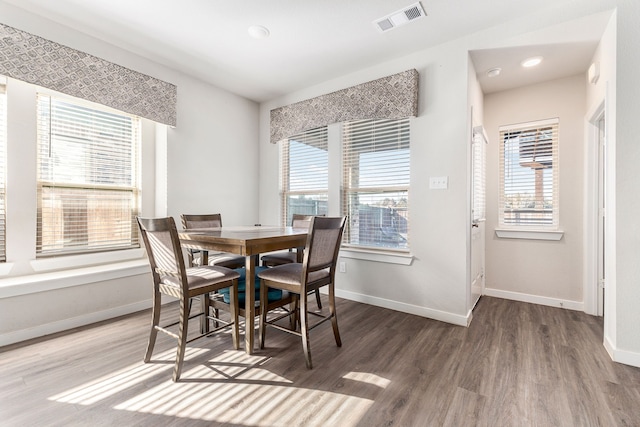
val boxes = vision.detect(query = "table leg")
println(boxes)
[244,255,256,354]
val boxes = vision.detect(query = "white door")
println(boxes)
[470,125,487,310]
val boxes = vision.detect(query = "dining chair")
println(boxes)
[180,213,246,270]
[261,214,323,309]
[257,216,346,369]
[137,216,240,382]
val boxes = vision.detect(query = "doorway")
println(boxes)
[586,101,606,318]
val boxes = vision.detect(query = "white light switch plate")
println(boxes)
[429,176,448,189]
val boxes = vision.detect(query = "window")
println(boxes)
[36,94,141,257]
[472,126,487,223]
[343,118,410,250]
[0,79,6,262]
[280,126,328,225]
[499,118,559,228]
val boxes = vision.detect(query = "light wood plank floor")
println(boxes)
[1,296,639,426]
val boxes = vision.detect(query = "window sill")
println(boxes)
[339,248,413,265]
[0,259,150,299]
[495,229,564,241]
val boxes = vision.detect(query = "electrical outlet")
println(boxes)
[429,176,448,189]
[339,262,346,273]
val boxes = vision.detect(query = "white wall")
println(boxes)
[0,4,259,346]
[166,77,259,226]
[483,75,587,308]
[611,0,640,366]
[258,5,616,327]
[260,40,472,325]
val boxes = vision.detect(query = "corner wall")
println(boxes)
[483,75,587,309]
[611,0,640,367]
[0,4,259,346]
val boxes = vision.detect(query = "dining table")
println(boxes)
[178,225,308,354]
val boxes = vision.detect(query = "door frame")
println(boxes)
[584,99,606,316]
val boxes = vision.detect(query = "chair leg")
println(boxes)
[329,283,342,347]
[300,292,312,369]
[259,279,268,349]
[289,295,299,329]
[172,297,190,382]
[213,306,220,329]
[144,289,161,363]
[200,294,210,334]
[230,279,239,350]
[314,289,322,309]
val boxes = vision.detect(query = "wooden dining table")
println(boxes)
[178,225,308,354]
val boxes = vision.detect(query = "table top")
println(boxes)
[178,225,308,256]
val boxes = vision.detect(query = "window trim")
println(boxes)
[342,118,411,251]
[498,117,559,230]
[35,93,142,257]
[495,228,564,241]
[280,126,329,225]
[0,78,6,262]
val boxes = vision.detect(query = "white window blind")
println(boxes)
[499,118,559,228]
[343,118,410,250]
[472,126,487,223]
[280,126,328,225]
[0,79,6,262]
[36,94,141,256]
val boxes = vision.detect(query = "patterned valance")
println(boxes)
[270,69,418,143]
[0,23,177,127]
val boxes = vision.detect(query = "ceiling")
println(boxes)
[0,0,613,102]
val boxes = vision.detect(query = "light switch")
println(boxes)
[429,176,448,189]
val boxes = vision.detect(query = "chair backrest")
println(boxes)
[181,213,222,230]
[291,214,315,230]
[138,217,188,291]
[302,216,346,279]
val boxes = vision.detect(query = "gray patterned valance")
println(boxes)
[0,23,177,127]
[270,69,418,143]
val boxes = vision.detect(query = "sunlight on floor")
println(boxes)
[115,373,374,426]
[47,347,204,405]
[343,371,391,389]
[48,348,381,426]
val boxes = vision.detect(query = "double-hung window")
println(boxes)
[36,94,141,256]
[280,126,328,225]
[342,118,410,250]
[499,118,559,228]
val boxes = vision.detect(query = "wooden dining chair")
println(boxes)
[261,214,323,309]
[258,216,346,369]
[180,213,246,269]
[137,216,240,382]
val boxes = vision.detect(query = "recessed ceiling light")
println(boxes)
[248,25,270,39]
[487,67,502,78]
[521,56,543,68]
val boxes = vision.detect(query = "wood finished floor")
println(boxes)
[1,296,639,427]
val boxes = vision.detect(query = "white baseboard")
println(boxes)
[483,287,584,312]
[0,296,171,347]
[604,335,640,368]
[335,289,470,327]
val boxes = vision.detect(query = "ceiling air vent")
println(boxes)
[374,2,426,33]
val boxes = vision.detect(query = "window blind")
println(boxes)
[472,126,487,222]
[499,118,559,228]
[36,94,141,256]
[0,80,6,262]
[280,126,328,225]
[342,118,410,250]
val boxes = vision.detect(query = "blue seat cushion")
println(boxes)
[218,266,283,304]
